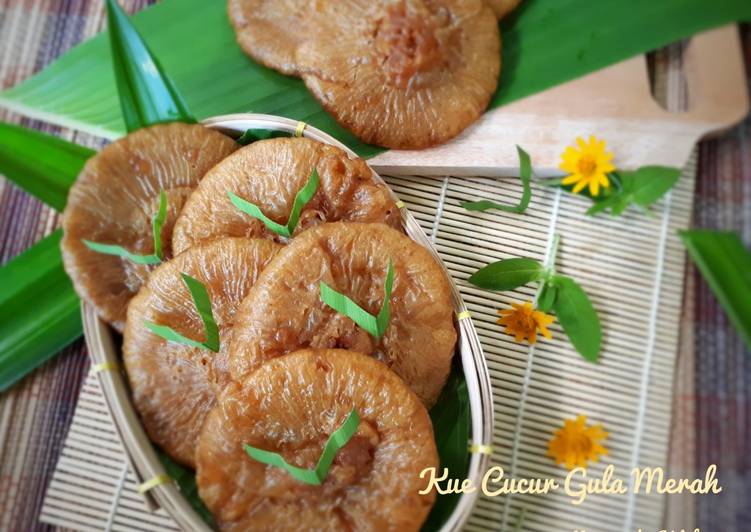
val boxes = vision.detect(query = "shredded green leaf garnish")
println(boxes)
[144,273,220,352]
[228,168,319,238]
[244,409,360,485]
[461,146,532,213]
[320,260,394,340]
[84,189,167,264]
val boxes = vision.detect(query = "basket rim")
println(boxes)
[85,113,495,532]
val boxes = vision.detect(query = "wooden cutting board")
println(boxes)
[369,25,749,177]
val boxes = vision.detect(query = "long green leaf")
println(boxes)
[2,0,748,155]
[145,273,220,352]
[551,275,601,362]
[105,0,194,132]
[468,258,544,291]
[83,189,168,264]
[494,0,751,106]
[228,169,319,238]
[0,122,94,211]
[244,409,360,486]
[680,230,751,351]
[319,261,394,340]
[0,230,82,391]
[461,146,532,213]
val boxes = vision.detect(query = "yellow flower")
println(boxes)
[547,415,608,470]
[496,301,554,344]
[559,135,615,196]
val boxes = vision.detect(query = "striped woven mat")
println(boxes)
[0,1,749,531]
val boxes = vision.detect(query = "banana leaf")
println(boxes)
[0,230,82,392]
[0,122,93,211]
[680,230,751,352]
[1,0,749,158]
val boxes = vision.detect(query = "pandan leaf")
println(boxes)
[145,273,220,352]
[84,189,168,264]
[680,230,751,351]
[244,409,360,485]
[236,128,291,145]
[0,121,93,211]
[228,169,319,238]
[0,230,82,391]
[105,0,194,132]
[461,146,532,213]
[320,261,394,340]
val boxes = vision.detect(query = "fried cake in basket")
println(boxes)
[123,237,279,467]
[171,137,400,253]
[62,123,238,331]
[197,348,438,531]
[228,222,456,408]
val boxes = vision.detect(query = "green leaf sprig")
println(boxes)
[105,0,195,132]
[461,146,532,214]
[553,166,681,217]
[84,189,168,265]
[144,273,220,352]
[244,409,360,485]
[320,260,394,341]
[585,166,681,216]
[228,168,319,238]
[469,234,601,361]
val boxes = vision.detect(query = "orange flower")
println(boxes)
[496,301,554,344]
[547,415,608,470]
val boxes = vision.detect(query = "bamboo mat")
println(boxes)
[39,167,695,531]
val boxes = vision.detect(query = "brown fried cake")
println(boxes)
[228,222,457,407]
[196,348,438,531]
[123,237,280,467]
[171,137,400,254]
[62,123,238,330]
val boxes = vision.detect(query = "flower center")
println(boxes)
[577,156,597,178]
[512,311,537,335]
[569,433,593,455]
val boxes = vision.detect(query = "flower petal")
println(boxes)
[561,174,581,185]
[572,179,588,194]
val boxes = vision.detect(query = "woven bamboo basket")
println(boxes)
[84,113,495,531]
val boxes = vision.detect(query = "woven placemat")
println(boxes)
[40,167,695,531]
